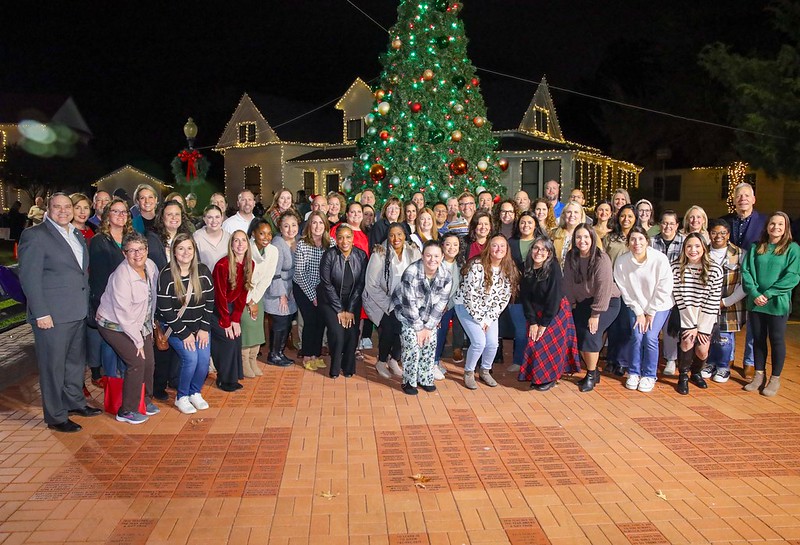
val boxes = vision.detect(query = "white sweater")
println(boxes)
[613,247,674,317]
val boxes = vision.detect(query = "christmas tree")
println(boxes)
[347,0,507,205]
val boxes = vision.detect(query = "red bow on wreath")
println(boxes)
[178,149,203,181]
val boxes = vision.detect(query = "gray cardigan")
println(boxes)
[263,235,297,316]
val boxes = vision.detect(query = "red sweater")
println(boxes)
[212,257,249,328]
[330,223,370,256]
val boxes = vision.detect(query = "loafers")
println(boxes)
[531,381,556,391]
[48,419,82,433]
[68,406,102,417]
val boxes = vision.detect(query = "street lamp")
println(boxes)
[183,118,198,150]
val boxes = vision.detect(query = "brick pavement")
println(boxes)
[1,323,799,544]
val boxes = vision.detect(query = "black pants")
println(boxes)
[321,305,361,377]
[377,311,402,362]
[211,317,243,386]
[749,311,788,376]
[361,318,374,340]
[153,345,179,394]
[294,283,325,357]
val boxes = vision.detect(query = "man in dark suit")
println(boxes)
[720,182,768,379]
[18,193,101,433]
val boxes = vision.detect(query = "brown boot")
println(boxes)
[241,347,256,378]
[251,348,263,376]
[743,370,765,392]
[761,376,780,397]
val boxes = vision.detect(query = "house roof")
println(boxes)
[286,147,356,163]
[92,164,172,188]
[495,131,596,153]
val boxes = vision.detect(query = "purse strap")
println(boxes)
[164,281,194,338]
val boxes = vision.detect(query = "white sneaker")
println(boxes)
[437,362,447,376]
[175,396,197,414]
[700,364,715,379]
[625,374,641,390]
[433,365,445,381]
[713,368,731,383]
[361,337,373,350]
[375,361,392,379]
[188,393,209,410]
[663,360,676,376]
[388,358,403,376]
[638,376,656,393]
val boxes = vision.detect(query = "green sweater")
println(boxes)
[741,242,800,316]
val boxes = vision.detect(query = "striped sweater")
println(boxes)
[671,262,723,335]
[156,264,215,339]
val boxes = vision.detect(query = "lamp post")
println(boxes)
[183,117,198,150]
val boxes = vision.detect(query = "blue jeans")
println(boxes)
[743,319,754,367]
[436,307,455,363]
[505,303,527,366]
[455,304,499,372]
[625,309,670,379]
[168,333,211,398]
[708,331,735,369]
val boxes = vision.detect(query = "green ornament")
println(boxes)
[429,129,445,143]
[435,0,448,11]
[436,36,449,49]
[453,75,466,88]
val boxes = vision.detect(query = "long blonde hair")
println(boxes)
[168,233,204,305]
[227,230,254,291]
[415,207,439,242]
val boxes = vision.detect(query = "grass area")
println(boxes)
[0,298,19,310]
[0,312,25,331]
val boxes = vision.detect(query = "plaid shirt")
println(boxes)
[714,243,746,332]
[392,260,452,331]
[293,240,325,302]
[651,232,685,263]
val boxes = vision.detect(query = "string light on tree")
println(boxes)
[727,161,748,213]
[348,0,503,204]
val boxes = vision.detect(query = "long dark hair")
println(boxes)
[565,223,602,283]
[608,203,640,242]
[155,200,193,245]
[383,222,409,283]
[523,236,556,282]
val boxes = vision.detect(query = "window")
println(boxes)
[347,119,363,141]
[303,171,316,196]
[534,107,549,134]
[238,123,256,144]
[543,160,561,186]
[521,160,539,199]
[721,173,756,200]
[325,173,340,194]
[654,174,682,202]
[244,166,261,196]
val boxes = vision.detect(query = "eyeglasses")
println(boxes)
[710,231,729,237]
[108,209,129,216]
[532,246,549,253]
[124,248,147,255]
[459,202,475,207]
[500,209,515,215]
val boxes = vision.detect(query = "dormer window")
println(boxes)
[347,118,364,141]
[238,123,257,144]
[534,106,549,135]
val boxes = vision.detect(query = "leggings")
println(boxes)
[377,312,402,362]
[749,312,788,376]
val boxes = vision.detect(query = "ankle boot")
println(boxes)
[744,370,766,392]
[677,373,689,395]
[251,349,263,376]
[241,349,256,378]
[690,354,708,388]
[578,369,598,393]
[761,375,780,397]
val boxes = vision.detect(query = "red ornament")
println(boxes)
[472,77,480,87]
[411,102,422,113]
[370,164,387,181]
[498,158,509,171]
[473,116,485,127]
[449,158,468,176]
[379,130,390,140]
[375,89,386,100]
[493,195,501,204]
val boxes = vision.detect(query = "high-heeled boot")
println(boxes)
[578,369,599,392]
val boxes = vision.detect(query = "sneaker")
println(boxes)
[375,361,392,379]
[188,393,209,410]
[713,368,731,383]
[638,377,656,393]
[144,402,160,416]
[437,363,447,376]
[433,365,445,381]
[116,411,148,425]
[663,360,676,376]
[361,337,373,350]
[401,383,418,395]
[625,374,641,390]
[312,358,327,369]
[174,396,197,414]
[419,384,436,393]
[388,358,403,376]
[700,364,715,379]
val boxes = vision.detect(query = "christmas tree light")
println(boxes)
[347,0,503,205]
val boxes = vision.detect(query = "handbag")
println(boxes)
[154,282,194,351]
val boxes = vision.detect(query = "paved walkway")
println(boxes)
[1,324,800,544]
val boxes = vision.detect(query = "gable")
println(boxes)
[518,76,564,142]
[215,93,278,150]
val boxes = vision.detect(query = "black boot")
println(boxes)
[690,354,708,388]
[677,373,689,395]
[578,369,598,392]
[268,329,292,367]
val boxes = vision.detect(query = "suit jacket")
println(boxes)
[18,220,90,324]
[722,211,768,252]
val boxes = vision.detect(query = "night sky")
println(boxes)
[2,1,773,182]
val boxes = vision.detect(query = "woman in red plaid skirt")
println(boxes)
[519,237,580,390]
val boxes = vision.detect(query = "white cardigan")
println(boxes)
[247,241,279,305]
[613,247,674,317]
[362,242,420,324]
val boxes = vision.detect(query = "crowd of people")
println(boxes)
[16,180,800,432]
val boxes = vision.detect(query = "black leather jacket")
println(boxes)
[317,246,367,314]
